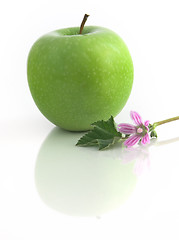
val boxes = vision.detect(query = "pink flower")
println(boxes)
[118,111,150,147]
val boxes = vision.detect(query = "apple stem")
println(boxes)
[79,14,90,34]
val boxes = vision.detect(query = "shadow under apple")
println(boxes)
[35,127,137,217]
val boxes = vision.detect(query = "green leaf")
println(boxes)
[76,116,122,150]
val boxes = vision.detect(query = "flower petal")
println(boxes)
[144,120,150,127]
[141,133,150,145]
[124,134,141,147]
[118,123,136,134]
[130,111,143,125]
[145,126,149,132]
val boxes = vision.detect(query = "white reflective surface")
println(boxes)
[0,118,179,240]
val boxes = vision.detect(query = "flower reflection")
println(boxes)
[120,145,150,176]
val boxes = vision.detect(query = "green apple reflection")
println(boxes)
[35,127,137,217]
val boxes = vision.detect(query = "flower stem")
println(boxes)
[79,14,89,34]
[153,116,179,128]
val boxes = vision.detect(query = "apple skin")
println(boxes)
[27,26,133,131]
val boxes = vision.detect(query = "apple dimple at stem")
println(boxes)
[27,24,134,131]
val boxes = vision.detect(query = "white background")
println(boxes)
[0,0,179,239]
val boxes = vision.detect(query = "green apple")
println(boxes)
[27,18,133,131]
